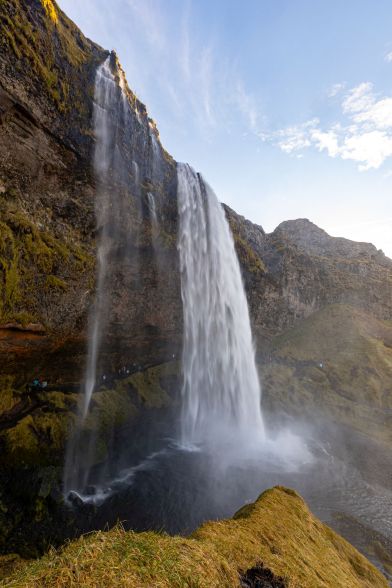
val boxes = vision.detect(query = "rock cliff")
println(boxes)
[1,0,391,428]
[0,0,391,581]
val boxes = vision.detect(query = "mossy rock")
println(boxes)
[260,303,392,444]
[0,362,178,470]
[0,198,94,326]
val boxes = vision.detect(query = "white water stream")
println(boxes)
[177,163,266,447]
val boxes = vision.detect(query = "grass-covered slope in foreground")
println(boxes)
[2,487,388,588]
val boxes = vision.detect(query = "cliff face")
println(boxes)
[0,0,181,390]
[0,0,391,460]
[1,0,392,388]
[0,0,392,572]
[226,210,392,341]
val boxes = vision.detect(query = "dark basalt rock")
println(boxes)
[240,563,287,588]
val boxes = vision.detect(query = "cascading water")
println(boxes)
[52,56,383,577]
[177,163,265,447]
[83,57,117,417]
[63,57,307,514]
[63,56,133,496]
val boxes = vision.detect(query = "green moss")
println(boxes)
[262,304,392,444]
[2,409,71,467]
[2,28,21,58]
[122,362,178,408]
[23,234,52,273]
[45,275,67,291]
[3,310,35,327]
[234,233,265,273]
[86,387,137,432]
[0,375,17,412]
[41,0,59,24]
[0,199,93,324]
[0,0,96,112]
[227,219,266,274]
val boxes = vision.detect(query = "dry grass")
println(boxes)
[2,487,387,587]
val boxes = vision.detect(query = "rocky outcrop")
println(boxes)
[226,210,392,342]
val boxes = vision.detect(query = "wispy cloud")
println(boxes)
[267,81,392,171]
[384,51,392,63]
[231,80,260,132]
[328,82,346,97]
[274,119,318,153]
[117,0,262,139]
[125,0,166,51]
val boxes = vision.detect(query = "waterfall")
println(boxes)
[177,163,265,447]
[148,192,158,236]
[63,56,131,495]
[83,56,121,416]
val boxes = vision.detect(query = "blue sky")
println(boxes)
[58,0,392,257]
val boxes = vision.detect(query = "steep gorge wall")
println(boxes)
[0,0,181,388]
[1,0,392,421]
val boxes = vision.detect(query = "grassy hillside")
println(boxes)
[1,486,388,587]
[261,303,392,444]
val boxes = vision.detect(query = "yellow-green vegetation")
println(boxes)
[40,0,58,23]
[227,215,266,274]
[0,375,17,412]
[54,363,177,466]
[123,362,177,408]
[2,486,387,587]
[0,555,24,584]
[261,303,392,444]
[45,275,67,291]
[79,362,177,456]
[0,196,93,326]
[4,413,67,466]
[0,0,98,111]
[0,390,77,467]
[233,231,265,273]
[0,362,177,468]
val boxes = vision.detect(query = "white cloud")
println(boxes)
[328,82,346,97]
[269,81,392,171]
[342,82,375,114]
[340,130,392,170]
[311,129,340,157]
[276,119,318,153]
[385,51,392,63]
[119,0,263,140]
[353,96,392,129]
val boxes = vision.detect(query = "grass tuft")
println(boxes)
[2,486,388,587]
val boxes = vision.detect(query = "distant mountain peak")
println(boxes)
[272,217,388,262]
